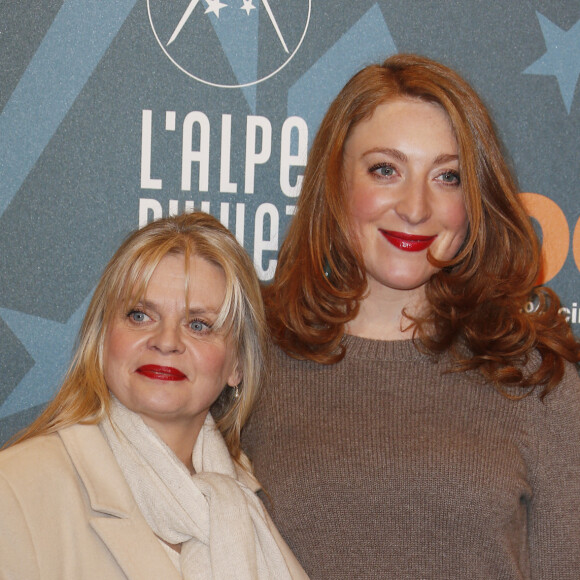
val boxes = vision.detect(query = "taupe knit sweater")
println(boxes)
[243,336,580,579]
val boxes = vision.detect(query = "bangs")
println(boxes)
[109,237,240,343]
[116,240,182,315]
[209,262,240,340]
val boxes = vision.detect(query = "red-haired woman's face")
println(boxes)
[343,98,468,298]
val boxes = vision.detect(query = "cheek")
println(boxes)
[104,327,126,362]
[103,325,137,376]
[102,332,120,387]
[442,197,469,233]
[349,185,387,230]
[435,200,469,259]
[191,341,234,379]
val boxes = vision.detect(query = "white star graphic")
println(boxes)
[241,0,256,16]
[205,0,228,18]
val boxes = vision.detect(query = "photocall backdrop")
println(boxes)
[1,0,579,443]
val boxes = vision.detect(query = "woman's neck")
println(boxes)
[347,282,427,341]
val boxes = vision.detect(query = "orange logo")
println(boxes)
[520,192,580,284]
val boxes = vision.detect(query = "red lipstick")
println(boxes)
[136,365,186,381]
[380,230,436,252]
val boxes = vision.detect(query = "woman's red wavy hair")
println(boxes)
[264,53,579,397]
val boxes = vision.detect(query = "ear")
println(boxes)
[226,360,243,388]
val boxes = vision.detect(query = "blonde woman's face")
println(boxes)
[102,253,241,441]
[343,98,469,296]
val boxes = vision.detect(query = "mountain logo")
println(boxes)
[147,0,311,88]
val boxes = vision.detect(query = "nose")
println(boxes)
[395,178,431,225]
[147,322,185,354]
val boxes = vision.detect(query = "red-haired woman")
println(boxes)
[243,54,580,579]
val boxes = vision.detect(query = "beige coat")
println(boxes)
[0,423,274,580]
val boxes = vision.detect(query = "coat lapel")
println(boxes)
[59,424,182,580]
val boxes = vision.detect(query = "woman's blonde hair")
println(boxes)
[9,212,267,464]
[265,53,580,397]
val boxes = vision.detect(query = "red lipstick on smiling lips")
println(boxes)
[136,365,187,381]
[380,230,437,252]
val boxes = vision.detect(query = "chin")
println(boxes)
[378,273,435,292]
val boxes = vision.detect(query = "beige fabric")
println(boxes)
[100,398,308,580]
[0,421,306,580]
[0,424,181,580]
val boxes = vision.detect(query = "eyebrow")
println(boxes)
[363,148,459,166]
[135,299,221,317]
[364,147,408,162]
[433,153,459,165]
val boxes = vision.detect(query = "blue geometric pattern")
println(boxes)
[0,0,138,218]
[204,0,259,109]
[287,3,397,138]
[1,1,579,445]
[0,293,92,419]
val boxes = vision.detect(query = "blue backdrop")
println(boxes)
[1,0,579,442]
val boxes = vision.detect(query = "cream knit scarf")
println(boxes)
[100,398,305,579]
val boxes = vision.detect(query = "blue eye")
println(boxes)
[127,310,148,323]
[190,319,210,333]
[370,163,395,177]
[439,170,460,184]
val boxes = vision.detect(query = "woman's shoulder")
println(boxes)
[0,431,63,469]
[540,359,580,409]
[487,356,580,430]
[0,431,73,506]
[0,423,125,518]
[0,423,102,480]
[515,348,580,402]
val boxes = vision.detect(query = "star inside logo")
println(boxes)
[147,0,311,89]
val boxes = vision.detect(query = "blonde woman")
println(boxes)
[0,212,307,579]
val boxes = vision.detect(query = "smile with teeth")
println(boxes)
[136,365,187,381]
[380,230,437,252]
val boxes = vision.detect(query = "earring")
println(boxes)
[233,383,240,399]
[323,257,332,278]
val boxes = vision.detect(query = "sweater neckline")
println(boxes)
[342,334,431,362]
